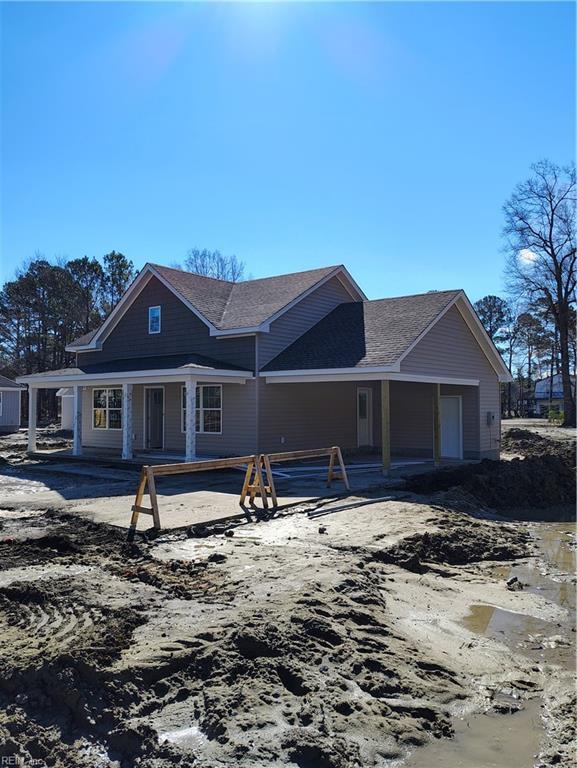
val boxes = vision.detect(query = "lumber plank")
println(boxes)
[146,467,161,529]
[262,454,278,507]
[335,447,350,491]
[130,505,155,517]
[265,447,338,463]
[150,455,257,477]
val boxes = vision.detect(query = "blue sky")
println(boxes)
[1,1,574,301]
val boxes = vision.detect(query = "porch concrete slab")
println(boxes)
[0,455,474,532]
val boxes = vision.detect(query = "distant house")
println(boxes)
[56,388,74,430]
[17,263,511,465]
[0,375,23,433]
[533,373,576,416]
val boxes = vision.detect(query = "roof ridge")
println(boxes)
[150,263,235,287]
[364,288,462,303]
[151,262,342,288]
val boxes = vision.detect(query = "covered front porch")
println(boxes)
[18,363,254,462]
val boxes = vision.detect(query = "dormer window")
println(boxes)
[148,306,161,334]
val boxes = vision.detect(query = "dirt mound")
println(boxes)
[373,517,528,573]
[406,456,575,509]
[501,428,576,467]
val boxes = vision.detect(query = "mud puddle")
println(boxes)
[402,698,542,768]
[405,521,575,768]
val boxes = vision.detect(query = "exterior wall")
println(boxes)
[400,305,500,459]
[82,387,123,450]
[258,379,480,459]
[81,381,257,457]
[0,389,21,432]
[440,384,480,459]
[258,276,355,367]
[78,277,255,371]
[389,382,434,458]
[258,380,359,454]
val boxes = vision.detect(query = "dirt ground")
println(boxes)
[0,421,575,768]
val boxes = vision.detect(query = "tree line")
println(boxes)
[0,249,245,421]
[474,160,576,426]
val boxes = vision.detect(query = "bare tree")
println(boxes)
[504,160,576,426]
[183,248,245,282]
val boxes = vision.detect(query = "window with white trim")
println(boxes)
[148,305,161,334]
[181,384,222,434]
[93,388,122,430]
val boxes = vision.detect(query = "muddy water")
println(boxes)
[404,521,576,768]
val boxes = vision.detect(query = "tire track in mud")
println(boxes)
[0,502,566,768]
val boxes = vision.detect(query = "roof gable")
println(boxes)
[262,290,462,371]
[67,263,364,350]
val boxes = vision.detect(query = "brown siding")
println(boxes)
[82,387,123,450]
[258,378,480,459]
[81,382,257,457]
[258,276,355,368]
[400,305,500,458]
[78,277,255,371]
[258,381,359,454]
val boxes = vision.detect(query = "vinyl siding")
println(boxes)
[82,382,257,457]
[78,276,255,371]
[258,276,355,368]
[258,378,480,459]
[400,305,500,458]
[82,387,123,449]
[0,390,21,430]
[258,381,359,454]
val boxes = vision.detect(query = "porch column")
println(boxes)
[185,378,197,461]
[27,387,37,453]
[381,380,391,474]
[122,383,133,460]
[72,385,83,456]
[432,383,441,466]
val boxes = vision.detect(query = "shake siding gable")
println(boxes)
[400,305,500,458]
[258,276,356,367]
[78,277,255,371]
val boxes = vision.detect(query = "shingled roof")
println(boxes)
[19,352,248,381]
[0,375,23,388]
[152,264,341,330]
[263,289,462,371]
[67,264,346,348]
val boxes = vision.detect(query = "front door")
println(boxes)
[145,387,164,450]
[440,396,462,459]
[357,387,373,447]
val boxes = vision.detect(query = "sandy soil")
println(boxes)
[0,423,574,767]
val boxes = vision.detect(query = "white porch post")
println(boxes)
[72,385,83,456]
[27,387,37,453]
[122,383,133,460]
[185,378,197,461]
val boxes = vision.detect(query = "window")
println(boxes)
[93,388,122,430]
[0,392,3,418]
[148,305,161,334]
[181,384,222,434]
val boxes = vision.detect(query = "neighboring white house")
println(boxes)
[0,375,23,433]
[56,387,74,430]
[533,373,576,416]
